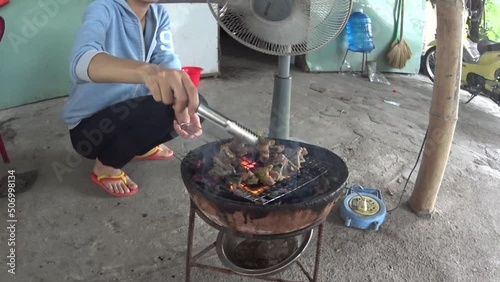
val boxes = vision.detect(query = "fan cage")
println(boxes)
[208,0,353,56]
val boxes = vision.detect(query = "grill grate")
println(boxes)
[183,152,333,205]
[230,157,332,205]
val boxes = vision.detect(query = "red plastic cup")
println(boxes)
[182,66,204,88]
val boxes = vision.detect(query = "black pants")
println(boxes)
[69,95,207,169]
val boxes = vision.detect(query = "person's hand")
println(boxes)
[174,112,203,138]
[142,64,201,138]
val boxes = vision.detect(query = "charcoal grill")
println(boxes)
[181,138,349,281]
[181,138,349,236]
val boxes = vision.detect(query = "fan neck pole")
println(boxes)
[269,55,292,139]
[277,55,291,78]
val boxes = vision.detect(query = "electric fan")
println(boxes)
[207,0,352,139]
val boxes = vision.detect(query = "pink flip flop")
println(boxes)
[134,145,175,161]
[90,171,139,197]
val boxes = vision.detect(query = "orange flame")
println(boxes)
[240,157,257,169]
[226,156,271,196]
[240,184,269,196]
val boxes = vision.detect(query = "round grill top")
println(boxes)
[207,0,353,56]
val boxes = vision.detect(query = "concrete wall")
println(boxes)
[0,0,92,110]
[299,0,427,74]
[422,1,437,54]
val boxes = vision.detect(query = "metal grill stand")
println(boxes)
[185,201,325,282]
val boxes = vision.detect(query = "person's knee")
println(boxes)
[70,131,97,159]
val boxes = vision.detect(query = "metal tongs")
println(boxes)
[195,104,259,145]
[150,90,260,144]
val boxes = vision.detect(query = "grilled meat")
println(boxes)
[209,138,308,187]
[228,138,248,157]
[253,165,276,186]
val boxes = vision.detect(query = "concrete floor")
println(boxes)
[1,42,500,282]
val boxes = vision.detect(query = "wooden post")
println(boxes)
[409,0,464,214]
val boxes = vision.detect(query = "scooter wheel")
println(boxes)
[424,46,437,83]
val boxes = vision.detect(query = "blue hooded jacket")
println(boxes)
[62,0,181,127]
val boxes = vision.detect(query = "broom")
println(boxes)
[387,0,412,69]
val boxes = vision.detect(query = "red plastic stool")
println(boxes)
[0,15,10,164]
[0,134,10,163]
